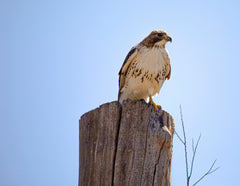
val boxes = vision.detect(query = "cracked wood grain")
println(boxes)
[79,100,174,186]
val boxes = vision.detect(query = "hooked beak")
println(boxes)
[167,36,172,42]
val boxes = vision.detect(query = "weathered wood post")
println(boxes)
[79,100,174,186]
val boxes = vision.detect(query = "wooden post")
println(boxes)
[79,100,174,186]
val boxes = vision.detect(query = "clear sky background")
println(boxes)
[1,0,240,185]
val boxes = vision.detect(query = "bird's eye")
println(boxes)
[158,33,163,37]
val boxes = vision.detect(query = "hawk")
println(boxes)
[118,30,172,110]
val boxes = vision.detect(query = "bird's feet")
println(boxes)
[149,96,161,111]
[134,92,139,100]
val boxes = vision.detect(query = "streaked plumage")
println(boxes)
[118,30,172,109]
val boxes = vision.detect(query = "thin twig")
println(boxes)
[180,105,189,186]
[177,106,219,186]
[175,130,184,144]
[189,134,201,179]
[192,160,220,186]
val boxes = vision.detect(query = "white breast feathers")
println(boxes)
[119,46,170,103]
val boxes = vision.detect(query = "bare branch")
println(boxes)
[177,106,219,186]
[180,105,187,144]
[189,134,201,179]
[180,105,189,186]
[209,166,220,174]
[175,105,219,186]
[175,130,185,144]
[192,160,219,186]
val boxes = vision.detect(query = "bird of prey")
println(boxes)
[118,30,172,110]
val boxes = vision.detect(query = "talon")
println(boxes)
[156,104,161,110]
[134,93,138,100]
[149,96,161,111]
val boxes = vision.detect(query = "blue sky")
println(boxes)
[1,0,240,185]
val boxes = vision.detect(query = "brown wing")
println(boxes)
[118,46,138,100]
[166,63,171,80]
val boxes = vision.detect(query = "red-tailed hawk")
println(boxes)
[118,30,172,110]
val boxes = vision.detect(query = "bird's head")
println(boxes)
[141,30,172,48]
